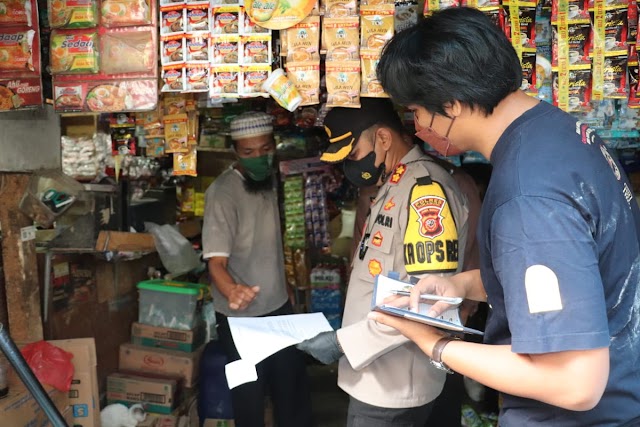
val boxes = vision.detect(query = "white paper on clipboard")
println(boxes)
[371,273,484,336]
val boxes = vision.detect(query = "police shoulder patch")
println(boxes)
[404,177,459,274]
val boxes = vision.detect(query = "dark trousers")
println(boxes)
[425,373,464,427]
[216,302,314,427]
[346,396,434,427]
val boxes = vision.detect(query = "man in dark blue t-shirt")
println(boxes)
[370,7,640,427]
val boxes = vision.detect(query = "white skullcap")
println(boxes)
[230,112,273,140]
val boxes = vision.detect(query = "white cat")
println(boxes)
[100,403,147,427]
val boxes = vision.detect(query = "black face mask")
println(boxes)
[343,151,385,187]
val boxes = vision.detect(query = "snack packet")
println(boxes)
[242,35,271,64]
[286,16,320,62]
[241,65,270,97]
[326,60,360,108]
[322,17,359,60]
[360,5,394,51]
[286,61,320,105]
[210,65,240,98]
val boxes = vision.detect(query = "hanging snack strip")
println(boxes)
[0,0,43,111]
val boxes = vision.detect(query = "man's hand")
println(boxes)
[367,311,444,358]
[228,284,260,310]
[412,275,466,317]
[297,331,343,364]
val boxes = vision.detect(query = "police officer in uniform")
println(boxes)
[298,99,471,426]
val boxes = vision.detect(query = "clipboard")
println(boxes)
[371,273,484,336]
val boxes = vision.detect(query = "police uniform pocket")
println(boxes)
[357,225,394,283]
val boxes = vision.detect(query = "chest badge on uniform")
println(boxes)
[371,231,383,247]
[411,196,446,238]
[389,164,406,184]
[368,259,383,277]
[383,197,395,211]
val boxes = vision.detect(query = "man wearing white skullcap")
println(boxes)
[202,111,313,427]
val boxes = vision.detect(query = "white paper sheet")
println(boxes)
[228,312,334,364]
[225,359,258,389]
[224,312,333,389]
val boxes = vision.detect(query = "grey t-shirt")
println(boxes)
[202,167,288,317]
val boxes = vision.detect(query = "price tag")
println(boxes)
[20,226,36,242]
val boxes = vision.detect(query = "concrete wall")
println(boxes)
[0,106,60,172]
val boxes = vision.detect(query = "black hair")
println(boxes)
[377,7,522,116]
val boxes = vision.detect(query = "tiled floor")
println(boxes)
[308,363,349,427]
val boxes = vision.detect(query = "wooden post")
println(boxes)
[0,173,43,342]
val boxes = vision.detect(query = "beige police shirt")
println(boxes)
[336,145,470,408]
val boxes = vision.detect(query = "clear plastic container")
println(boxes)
[137,280,207,330]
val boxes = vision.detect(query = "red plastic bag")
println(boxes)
[21,341,75,392]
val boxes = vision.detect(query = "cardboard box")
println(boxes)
[0,382,70,427]
[107,372,178,414]
[49,338,100,427]
[119,343,203,388]
[131,322,206,353]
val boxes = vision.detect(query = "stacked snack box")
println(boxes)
[108,280,207,419]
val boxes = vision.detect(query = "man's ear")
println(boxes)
[375,127,394,150]
[446,100,463,118]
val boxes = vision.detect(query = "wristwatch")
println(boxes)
[430,336,460,374]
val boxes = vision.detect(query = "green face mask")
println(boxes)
[238,153,274,181]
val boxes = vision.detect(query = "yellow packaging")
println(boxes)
[286,15,320,62]
[322,17,359,60]
[163,113,189,153]
[360,48,387,98]
[173,147,198,177]
[326,60,360,108]
[323,0,356,17]
[360,5,394,51]
[163,93,187,115]
[286,61,320,106]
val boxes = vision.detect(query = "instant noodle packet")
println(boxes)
[49,0,98,28]
[0,30,35,72]
[0,0,32,26]
[101,29,155,74]
[50,30,99,74]
[101,0,151,27]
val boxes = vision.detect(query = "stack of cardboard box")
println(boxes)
[1,338,100,427]
[107,295,206,426]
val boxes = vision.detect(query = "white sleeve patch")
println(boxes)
[525,264,563,314]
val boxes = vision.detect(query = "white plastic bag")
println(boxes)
[145,222,202,275]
